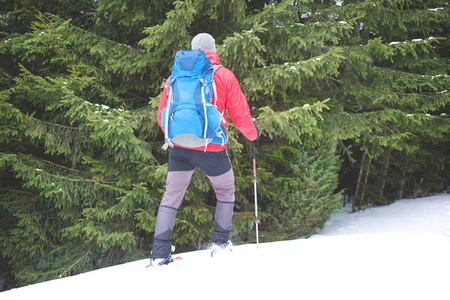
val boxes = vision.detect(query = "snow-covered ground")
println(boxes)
[2,194,449,299]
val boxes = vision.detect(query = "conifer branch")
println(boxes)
[29,117,79,130]
[59,250,91,278]
[1,0,448,287]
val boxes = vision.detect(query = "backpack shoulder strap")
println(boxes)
[211,65,222,106]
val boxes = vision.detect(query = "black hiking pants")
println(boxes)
[151,147,235,259]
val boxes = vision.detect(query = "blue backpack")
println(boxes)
[161,50,227,150]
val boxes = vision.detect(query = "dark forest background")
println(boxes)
[1,0,448,290]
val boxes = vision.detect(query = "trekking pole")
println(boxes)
[252,140,260,246]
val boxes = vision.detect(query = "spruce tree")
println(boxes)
[1,0,448,289]
[1,2,165,286]
[267,143,342,239]
[321,0,450,209]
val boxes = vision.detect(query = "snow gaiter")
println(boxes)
[152,206,177,258]
[212,201,234,243]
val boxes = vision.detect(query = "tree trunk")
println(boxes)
[330,125,340,155]
[360,157,372,209]
[352,152,366,212]
[378,148,392,201]
[397,170,406,200]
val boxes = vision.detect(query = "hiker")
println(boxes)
[150,33,259,266]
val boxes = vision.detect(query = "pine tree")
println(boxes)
[1,0,449,289]
[267,143,342,240]
[323,0,450,209]
[1,2,165,286]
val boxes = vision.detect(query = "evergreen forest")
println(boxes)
[1,0,448,290]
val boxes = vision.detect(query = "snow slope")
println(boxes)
[2,194,449,300]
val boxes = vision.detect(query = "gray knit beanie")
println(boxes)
[191,33,216,52]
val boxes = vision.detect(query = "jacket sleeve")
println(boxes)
[223,69,258,141]
[157,79,170,132]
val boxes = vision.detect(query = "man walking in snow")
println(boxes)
[150,33,259,266]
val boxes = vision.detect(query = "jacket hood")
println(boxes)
[201,49,221,65]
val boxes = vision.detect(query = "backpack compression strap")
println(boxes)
[199,78,209,152]
[162,78,176,150]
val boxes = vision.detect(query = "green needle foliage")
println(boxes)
[1,0,448,289]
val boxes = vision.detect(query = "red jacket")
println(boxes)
[157,49,258,152]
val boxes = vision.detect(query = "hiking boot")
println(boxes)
[149,244,175,267]
[149,255,173,266]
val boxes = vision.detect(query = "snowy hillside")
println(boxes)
[2,194,449,300]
